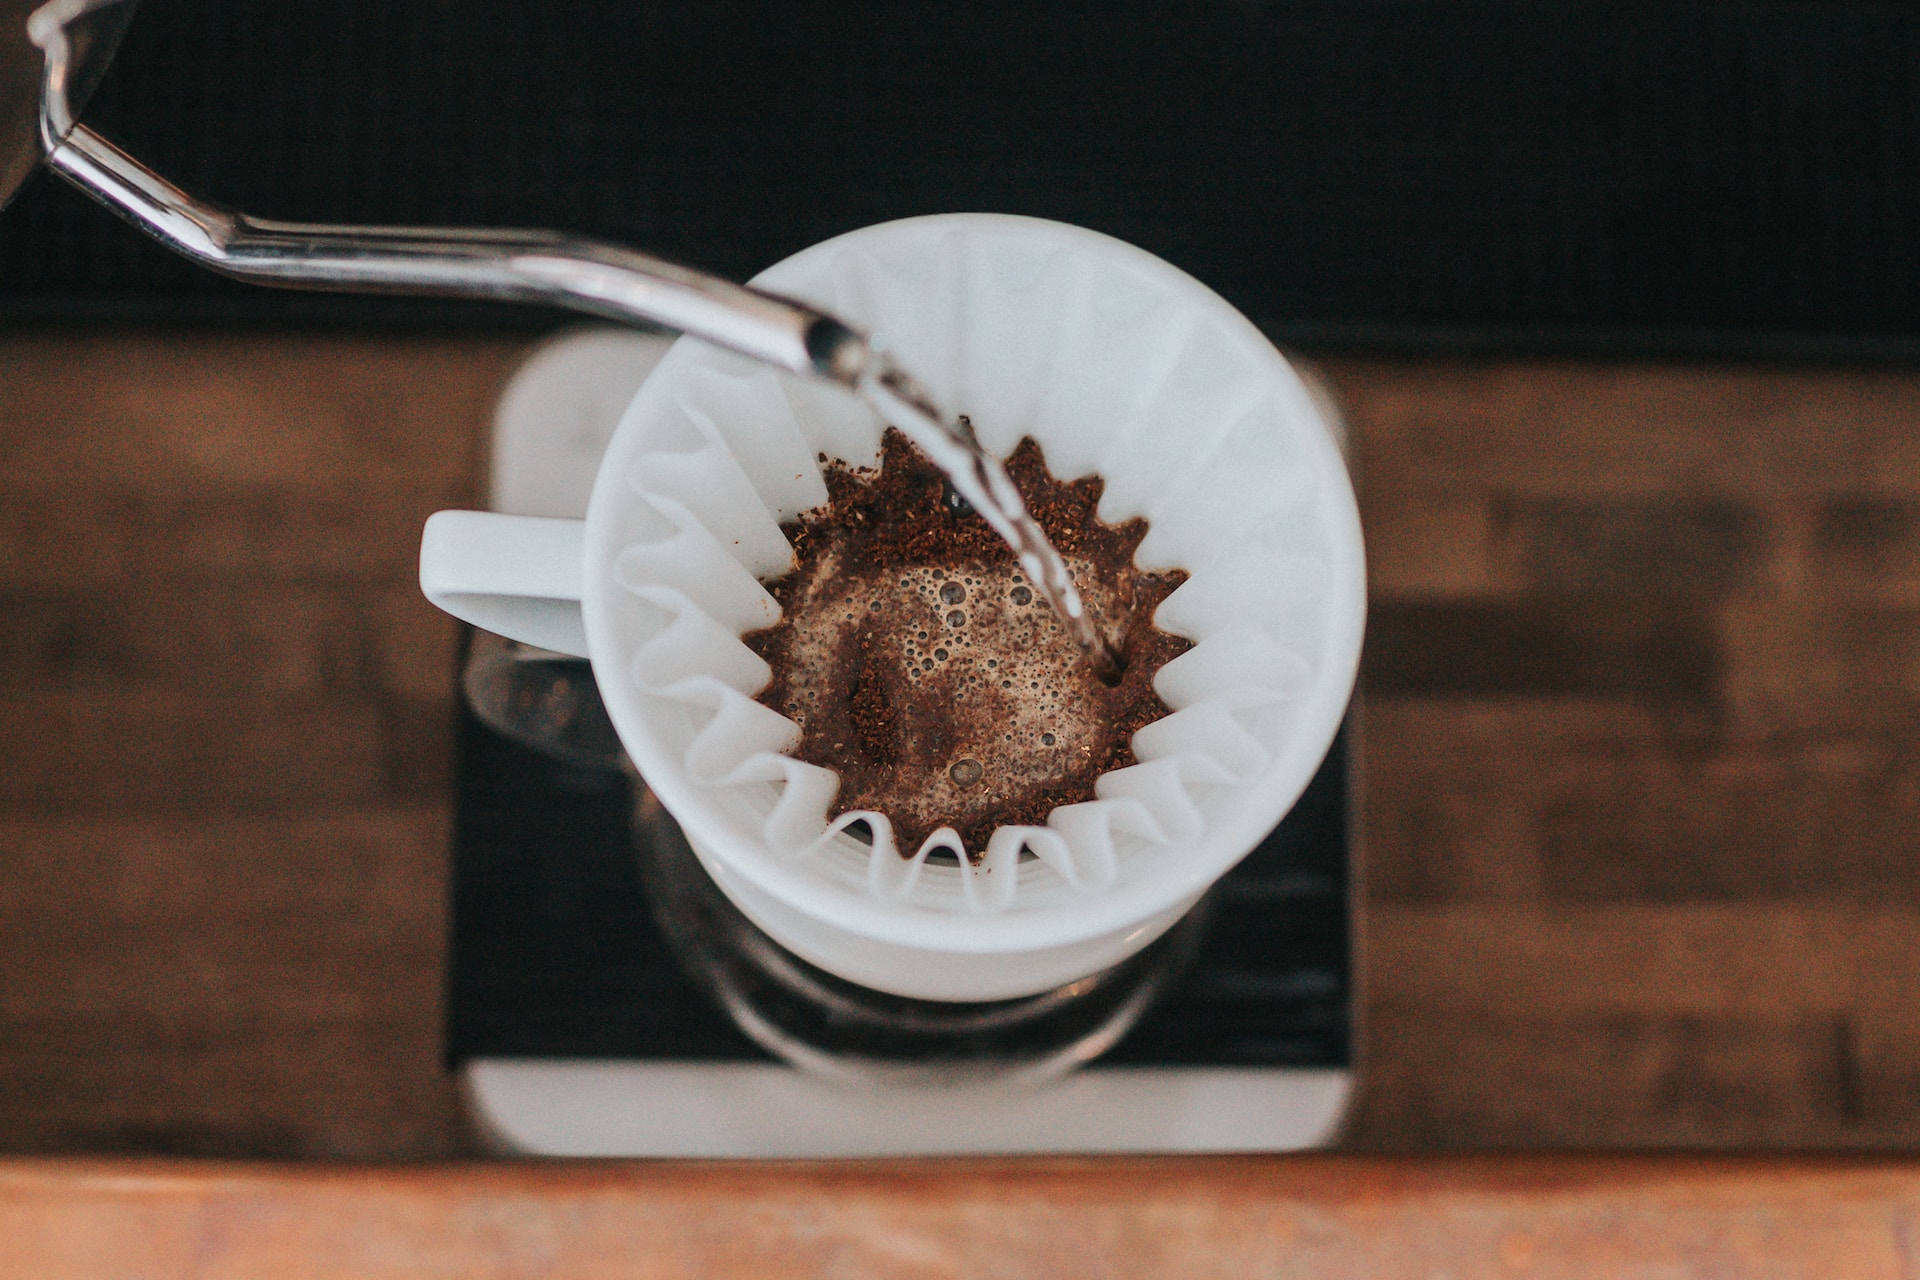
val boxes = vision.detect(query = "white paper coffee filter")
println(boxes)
[581,214,1364,955]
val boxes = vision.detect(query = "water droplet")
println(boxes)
[948,758,983,787]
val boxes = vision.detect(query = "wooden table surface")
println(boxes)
[8,330,1920,1268]
[11,1153,1920,1277]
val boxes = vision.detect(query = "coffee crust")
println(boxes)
[744,428,1191,859]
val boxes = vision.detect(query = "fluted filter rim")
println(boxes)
[580,214,1364,954]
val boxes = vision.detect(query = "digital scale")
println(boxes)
[444,331,1356,1157]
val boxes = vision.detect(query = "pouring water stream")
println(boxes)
[857,354,1125,684]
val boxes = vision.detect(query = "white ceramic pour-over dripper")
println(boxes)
[422,214,1365,1002]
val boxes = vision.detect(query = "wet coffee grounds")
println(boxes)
[743,426,1191,858]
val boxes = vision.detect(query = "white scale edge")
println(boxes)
[465,1060,1350,1158]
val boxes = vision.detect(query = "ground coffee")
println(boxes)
[744,427,1191,858]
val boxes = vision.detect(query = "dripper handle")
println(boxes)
[420,511,589,658]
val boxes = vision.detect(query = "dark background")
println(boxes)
[2,0,1917,356]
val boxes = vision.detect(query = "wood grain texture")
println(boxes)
[1324,356,1920,1150]
[0,333,522,1158]
[8,333,1920,1163]
[7,1155,1920,1278]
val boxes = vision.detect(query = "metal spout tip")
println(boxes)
[804,316,870,387]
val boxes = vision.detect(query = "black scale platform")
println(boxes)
[445,693,1352,1072]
